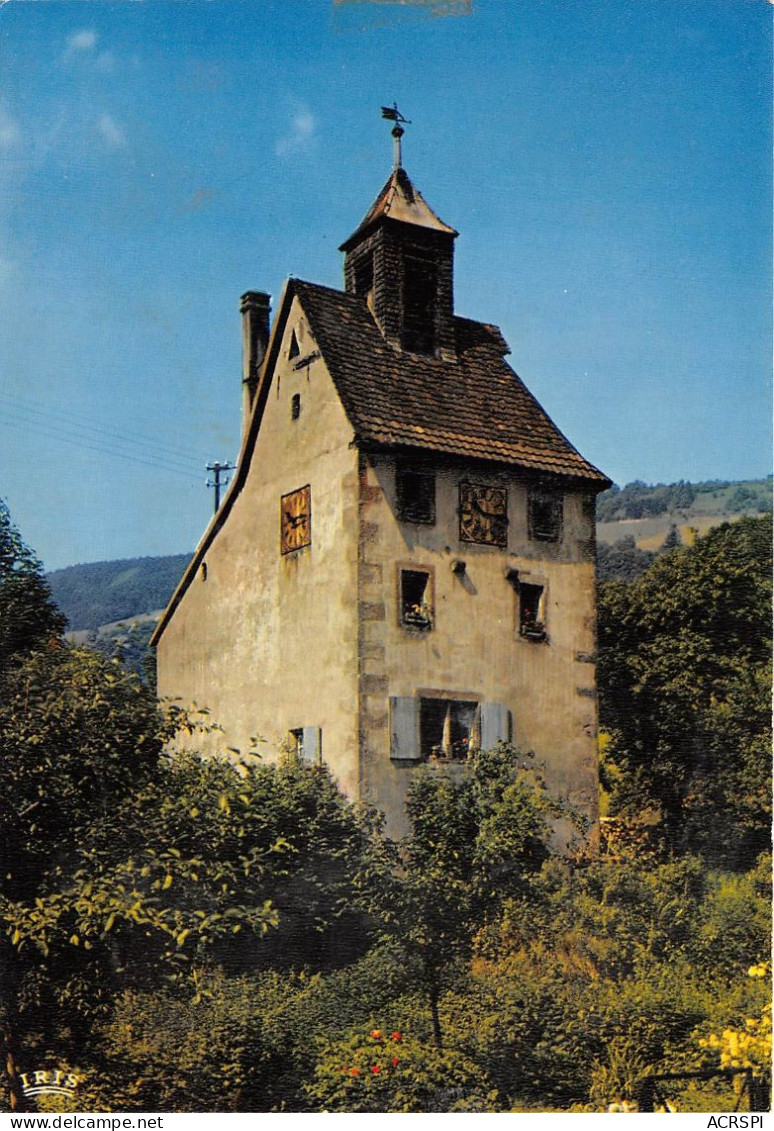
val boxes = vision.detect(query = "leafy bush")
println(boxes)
[304,1027,498,1112]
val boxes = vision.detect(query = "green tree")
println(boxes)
[0,644,169,1109]
[661,523,681,551]
[432,851,770,1110]
[598,516,772,864]
[378,746,568,1049]
[0,634,384,1111]
[0,500,66,679]
[596,536,655,582]
[0,514,384,1110]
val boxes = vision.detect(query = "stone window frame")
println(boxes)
[396,562,435,632]
[506,566,549,643]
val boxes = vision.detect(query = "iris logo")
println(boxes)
[19,1069,80,1101]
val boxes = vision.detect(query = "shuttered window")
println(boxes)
[389,697,511,761]
[290,726,323,764]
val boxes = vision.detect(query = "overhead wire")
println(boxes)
[0,407,214,481]
[0,391,236,480]
[0,390,209,467]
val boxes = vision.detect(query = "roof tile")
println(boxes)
[294,280,609,485]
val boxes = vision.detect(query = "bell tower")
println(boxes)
[340,106,458,360]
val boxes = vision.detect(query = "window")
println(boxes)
[396,466,435,524]
[390,697,511,762]
[288,330,300,359]
[402,255,437,354]
[354,254,374,304]
[289,727,322,764]
[291,393,301,420]
[519,582,546,641]
[528,490,563,542]
[400,568,433,630]
[420,698,478,760]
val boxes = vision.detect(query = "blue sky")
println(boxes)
[0,0,770,571]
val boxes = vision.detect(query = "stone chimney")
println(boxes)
[240,291,271,434]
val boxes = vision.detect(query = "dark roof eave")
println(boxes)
[353,435,611,490]
[339,214,459,253]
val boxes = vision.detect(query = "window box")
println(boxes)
[518,581,547,642]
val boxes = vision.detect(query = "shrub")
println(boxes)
[304,1028,498,1112]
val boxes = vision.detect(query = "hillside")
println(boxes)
[45,477,772,632]
[46,554,191,632]
[596,476,771,549]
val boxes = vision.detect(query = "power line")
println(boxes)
[0,406,201,477]
[0,391,208,469]
[0,409,208,481]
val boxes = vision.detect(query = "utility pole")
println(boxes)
[206,461,236,513]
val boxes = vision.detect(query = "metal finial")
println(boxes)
[381,103,411,170]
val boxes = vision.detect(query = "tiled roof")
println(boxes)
[293,279,609,485]
[340,167,457,251]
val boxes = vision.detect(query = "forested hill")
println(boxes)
[46,476,771,631]
[597,475,771,522]
[46,554,191,632]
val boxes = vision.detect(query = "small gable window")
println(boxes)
[288,330,300,359]
[291,393,301,420]
[528,490,563,543]
[400,568,433,631]
[396,466,435,525]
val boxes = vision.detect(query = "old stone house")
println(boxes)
[152,148,610,835]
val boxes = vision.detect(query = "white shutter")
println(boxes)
[390,696,419,761]
[301,726,322,764]
[481,702,512,750]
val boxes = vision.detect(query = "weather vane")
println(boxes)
[381,103,411,170]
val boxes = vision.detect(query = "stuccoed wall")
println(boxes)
[156,296,362,797]
[356,451,600,837]
[157,296,600,839]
